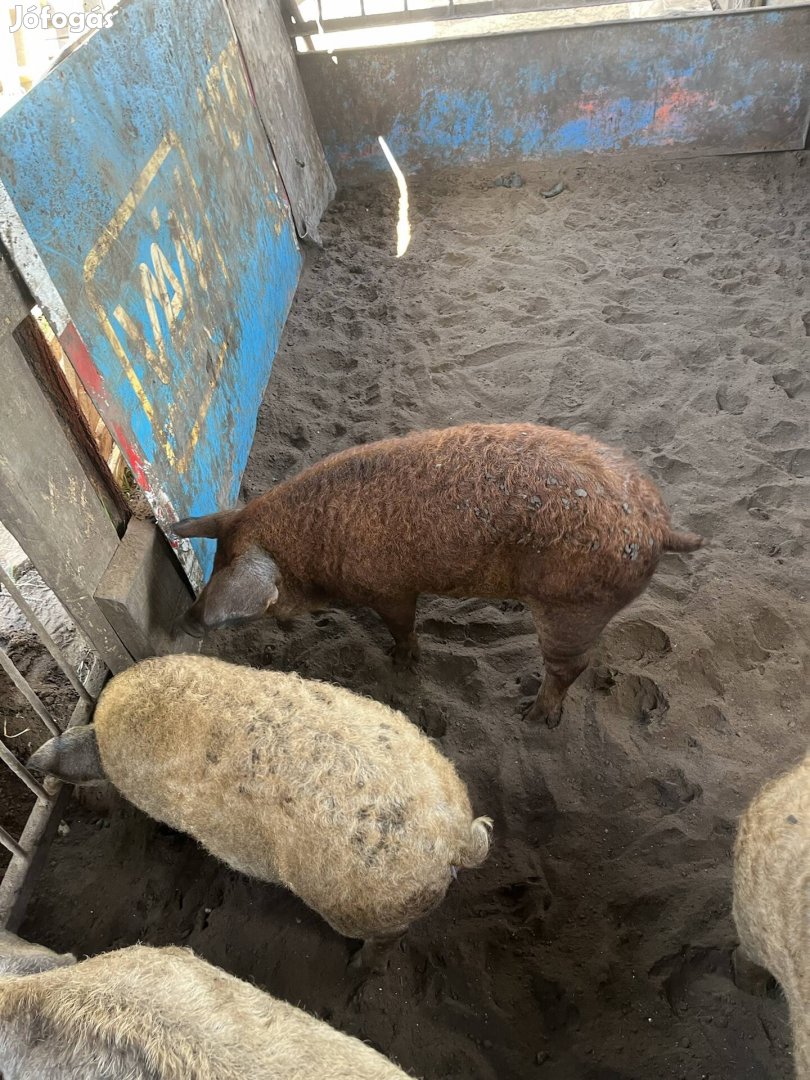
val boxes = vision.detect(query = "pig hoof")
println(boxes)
[521,698,563,729]
[389,643,420,670]
[544,707,563,729]
[347,946,389,975]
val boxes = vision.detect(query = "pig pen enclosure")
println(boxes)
[1,0,809,1077]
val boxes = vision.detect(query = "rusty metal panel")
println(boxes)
[298,7,810,179]
[226,0,336,242]
[0,0,302,584]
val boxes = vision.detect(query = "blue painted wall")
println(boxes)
[0,0,302,580]
[299,8,810,177]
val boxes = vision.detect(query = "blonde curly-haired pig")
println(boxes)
[0,934,414,1078]
[733,752,810,1077]
[29,654,492,968]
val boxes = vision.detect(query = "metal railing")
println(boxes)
[0,553,108,931]
[286,0,666,34]
[284,0,762,38]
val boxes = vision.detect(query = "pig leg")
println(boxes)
[375,596,420,669]
[525,603,614,728]
[348,933,404,973]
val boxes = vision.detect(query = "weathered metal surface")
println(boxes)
[14,314,130,533]
[0,261,132,673]
[0,0,302,583]
[226,0,336,242]
[95,518,200,660]
[0,181,69,335]
[0,250,29,332]
[299,7,810,178]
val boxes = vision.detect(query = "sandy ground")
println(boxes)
[14,150,810,1079]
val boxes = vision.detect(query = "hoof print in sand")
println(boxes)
[530,974,580,1034]
[418,702,448,738]
[774,447,810,478]
[715,384,749,415]
[772,369,807,400]
[610,620,672,664]
[622,675,669,727]
[651,454,697,483]
[741,483,795,520]
[696,703,728,733]
[650,946,733,1014]
[591,669,669,727]
[750,608,792,652]
[639,768,702,813]
[517,671,543,699]
[498,875,552,927]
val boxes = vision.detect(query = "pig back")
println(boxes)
[257,423,673,601]
[93,656,480,938]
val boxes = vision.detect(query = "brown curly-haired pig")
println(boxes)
[28,655,492,970]
[171,423,702,727]
[733,754,810,1077]
[0,936,413,1077]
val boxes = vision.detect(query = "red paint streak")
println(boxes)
[653,85,708,131]
[113,426,149,491]
[59,321,150,492]
[59,322,108,404]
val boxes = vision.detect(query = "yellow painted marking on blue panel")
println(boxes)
[83,122,235,470]
[177,338,229,473]
[83,135,173,459]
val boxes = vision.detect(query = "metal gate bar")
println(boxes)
[0,647,62,738]
[289,0,662,36]
[0,827,25,862]
[0,564,93,703]
[0,646,107,930]
[0,741,48,801]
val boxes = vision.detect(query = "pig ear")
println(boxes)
[172,508,240,540]
[178,547,279,635]
[27,725,104,785]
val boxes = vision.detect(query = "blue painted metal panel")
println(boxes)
[0,0,302,581]
[299,8,810,177]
